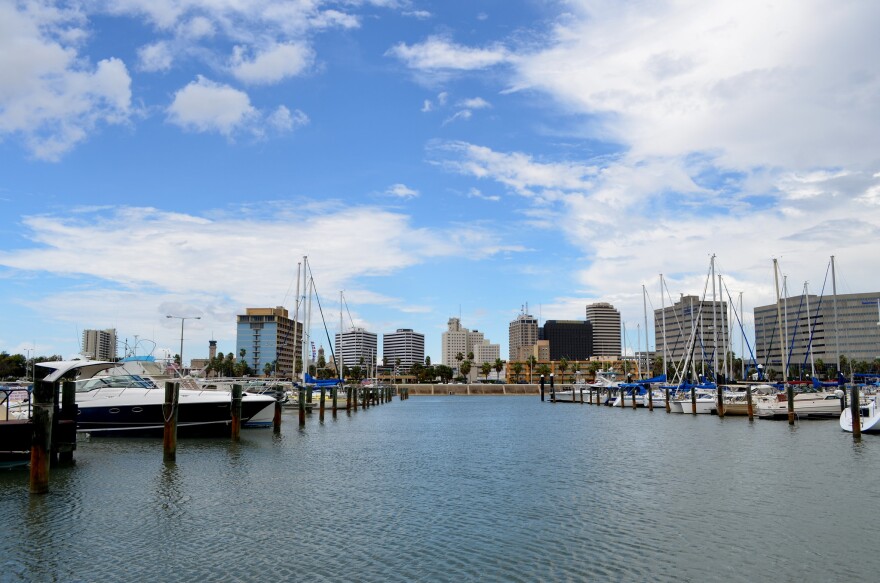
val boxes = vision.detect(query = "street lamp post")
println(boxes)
[167,315,201,374]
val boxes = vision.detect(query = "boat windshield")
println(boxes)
[74,375,158,392]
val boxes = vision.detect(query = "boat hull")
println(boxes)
[76,389,276,436]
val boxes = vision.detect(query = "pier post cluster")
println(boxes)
[28,380,78,495]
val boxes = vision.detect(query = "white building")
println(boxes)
[334,327,378,373]
[586,302,621,358]
[442,317,492,375]
[382,328,425,371]
[82,329,117,361]
[509,313,538,361]
[654,295,729,368]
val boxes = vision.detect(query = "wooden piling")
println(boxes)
[298,388,306,426]
[540,375,545,402]
[665,387,670,413]
[231,383,242,442]
[716,385,725,418]
[647,386,653,411]
[332,387,338,415]
[850,386,861,438]
[690,386,697,415]
[580,388,584,404]
[787,384,795,425]
[631,387,637,409]
[58,381,77,465]
[273,386,283,433]
[746,385,754,420]
[29,380,55,495]
[164,381,180,462]
[319,387,326,422]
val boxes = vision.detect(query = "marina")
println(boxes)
[2,395,880,581]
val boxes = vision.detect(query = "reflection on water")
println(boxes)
[1,397,880,582]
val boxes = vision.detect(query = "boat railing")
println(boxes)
[1,385,32,421]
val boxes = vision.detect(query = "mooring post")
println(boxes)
[665,387,671,413]
[164,381,180,462]
[550,374,555,403]
[746,385,754,420]
[353,387,359,411]
[716,384,725,418]
[691,386,697,415]
[319,387,326,422]
[647,385,653,411]
[29,380,55,495]
[631,386,637,409]
[231,383,242,441]
[787,383,795,425]
[540,375,545,402]
[580,388,584,404]
[332,386,338,416]
[58,381,77,465]
[298,387,306,426]
[850,385,861,438]
[273,386,282,434]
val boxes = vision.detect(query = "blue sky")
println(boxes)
[2,0,880,364]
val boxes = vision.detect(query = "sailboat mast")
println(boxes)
[739,291,744,380]
[643,284,650,377]
[289,261,301,379]
[831,255,840,373]
[661,274,667,380]
[301,255,309,384]
[804,282,816,378]
[773,259,787,384]
[711,254,718,383]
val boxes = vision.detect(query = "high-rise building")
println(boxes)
[82,329,117,361]
[509,313,539,361]
[335,327,379,372]
[754,291,880,374]
[586,302,621,358]
[653,295,728,367]
[236,306,301,378]
[383,329,425,372]
[442,317,496,376]
[541,320,593,361]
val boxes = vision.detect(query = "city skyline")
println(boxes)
[1,2,879,363]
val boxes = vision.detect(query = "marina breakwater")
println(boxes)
[401,383,539,395]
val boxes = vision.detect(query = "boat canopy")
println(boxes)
[304,373,342,387]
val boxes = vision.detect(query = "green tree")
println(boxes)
[557,357,569,383]
[460,360,472,381]
[537,364,551,378]
[436,365,453,383]
[526,355,537,383]
[512,362,523,382]
[481,362,492,381]
[455,352,464,375]
[425,356,431,367]
[494,358,505,381]
[264,362,273,376]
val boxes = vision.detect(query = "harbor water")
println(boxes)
[2,396,880,582]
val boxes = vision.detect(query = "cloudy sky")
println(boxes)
[2,0,879,364]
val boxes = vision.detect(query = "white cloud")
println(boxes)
[137,41,174,72]
[443,110,472,124]
[405,10,432,20]
[431,141,598,198]
[513,0,880,170]
[166,76,257,136]
[0,3,132,161]
[385,183,419,199]
[458,97,491,109]
[230,43,314,85]
[387,35,509,70]
[267,106,309,132]
[421,99,433,112]
[467,188,500,202]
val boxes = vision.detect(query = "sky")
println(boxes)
[2,0,880,365]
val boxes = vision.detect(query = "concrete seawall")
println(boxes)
[399,384,540,395]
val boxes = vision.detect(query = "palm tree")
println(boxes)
[558,357,569,384]
[481,362,492,381]
[460,360,472,383]
[526,355,537,383]
[425,356,431,367]
[455,352,464,376]
[512,362,523,383]
[494,358,505,382]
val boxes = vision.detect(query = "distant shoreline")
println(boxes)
[399,383,543,395]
